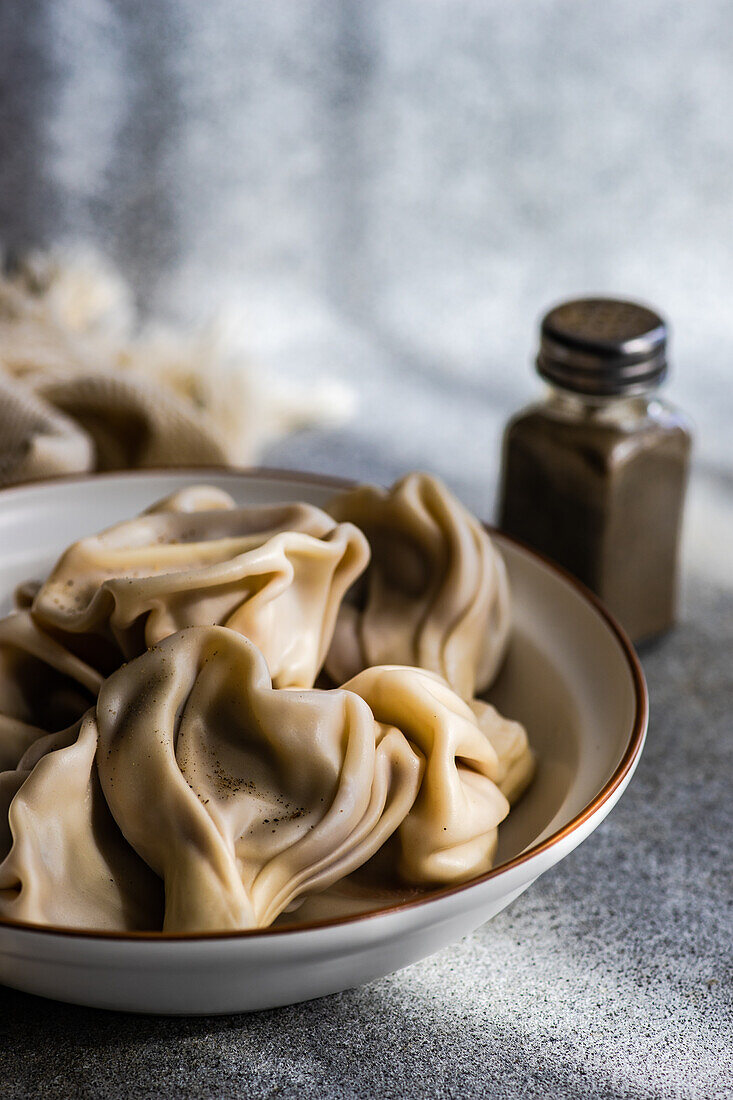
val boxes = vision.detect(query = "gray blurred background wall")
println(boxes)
[1,0,732,515]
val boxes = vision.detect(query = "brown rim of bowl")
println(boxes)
[0,465,648,942]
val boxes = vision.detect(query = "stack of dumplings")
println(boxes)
[0,472,534,933]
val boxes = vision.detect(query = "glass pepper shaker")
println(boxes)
[498,297,693,643]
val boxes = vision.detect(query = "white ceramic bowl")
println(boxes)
[0,469,647,1015]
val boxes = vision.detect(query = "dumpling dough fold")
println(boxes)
[143,485,239,514]
[30,488,370,688]
[469,699,535,805]
[0,611,102,771]
[325,472,511,699]
[0,717,163,928]
[342,666,511,884]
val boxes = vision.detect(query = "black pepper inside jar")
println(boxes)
[498,297,693,643]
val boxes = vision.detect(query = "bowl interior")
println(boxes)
[0,470,639,920]
[489,542,636,862]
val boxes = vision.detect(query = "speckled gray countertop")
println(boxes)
[1,1,732,1095]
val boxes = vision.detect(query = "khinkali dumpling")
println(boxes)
[0,611,102,771]
[95,627,421,931]
[93,628,511,925]
[30,488,370,688]
[325,472,511,699]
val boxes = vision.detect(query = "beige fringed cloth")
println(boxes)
[0,250,352,488]
[0,371,229,486]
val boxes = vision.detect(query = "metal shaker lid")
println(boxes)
[537,298,668,396]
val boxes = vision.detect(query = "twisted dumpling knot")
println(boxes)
[30,486,370,688]
[325,472,511,699]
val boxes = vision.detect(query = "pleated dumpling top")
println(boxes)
[30,485,370,688]
[325,472,511,699]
